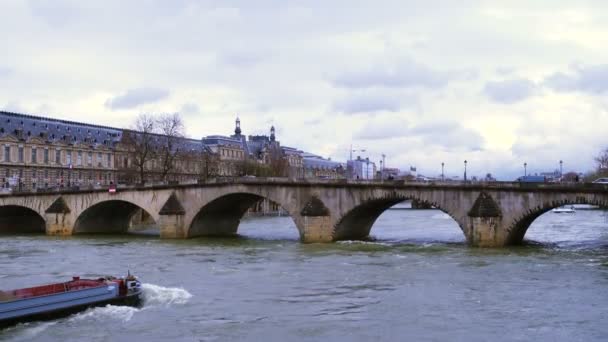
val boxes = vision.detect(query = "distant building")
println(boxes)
[539,170,561,182]
[303,153,343,179]
[347,156,376,180]
[381,167,400,180]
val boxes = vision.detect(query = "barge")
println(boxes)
[0,273,142,328]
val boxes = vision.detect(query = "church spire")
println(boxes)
[235,116,241,136]
[270,125,275,142]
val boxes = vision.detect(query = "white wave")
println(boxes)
[69,304,139,323]
[4,321,58,341]
[336,240,392,247]
[142,283,192,306]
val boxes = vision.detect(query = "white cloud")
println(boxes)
[544,64,608,94]
[483,78,537,103]
[105,88,170,110]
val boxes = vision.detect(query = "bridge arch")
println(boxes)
[507,198,608,244]
[187,192,300,238]
[0,205,46,234]
[74,200,157,234]
[332,194,465,242]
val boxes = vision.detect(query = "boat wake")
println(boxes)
[141,283,193,306]
[69,304,138,323]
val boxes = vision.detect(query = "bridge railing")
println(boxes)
[0,177,606,197]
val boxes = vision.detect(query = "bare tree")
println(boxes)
[267,145,289,177]
[596,147,608,172]
[123,114,156,184]
[157,113,185,181]
[198,148,219,181]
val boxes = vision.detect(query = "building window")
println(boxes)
[66,151,72,166]
[87,152,92,166]
[107,153,111,168]
[32,169,37,178]
[97,152,102,166]
[31,148,37,164]
[4,146,9,162]
[45,169,48,178]
[77,151,82,165]
[55,149,61,165]
[18,146,24,163]
[44,149,49,164]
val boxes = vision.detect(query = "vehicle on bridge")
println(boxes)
[0,273,142,329]
[517,175,546,183]
[592,178,608,184]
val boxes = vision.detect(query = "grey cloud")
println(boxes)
[333,94,402,114]
[495,66,515,76]
[409,122,485,151]
[355,120,408,140]
[105,88,170,110]
[27,0,79,28]
[180,103,200,116]
[220,50,264,68]
[483,78,536,104]
[0,66,12,78]
[544,64,608,94]
[332,59,452,89]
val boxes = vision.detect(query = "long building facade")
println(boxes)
[0,111,345,193]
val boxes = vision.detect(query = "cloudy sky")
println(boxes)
[1,1,608,180]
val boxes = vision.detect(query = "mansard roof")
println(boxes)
[0,111,122,148]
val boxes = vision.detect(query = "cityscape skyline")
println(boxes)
[1,1,607,180]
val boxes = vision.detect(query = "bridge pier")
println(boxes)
[298,196,334,243]
[300,216,333,243]
[467,217,509,247]
[44,197,74,236]
[159,193,187,238]
[45,213,73,236]
[159,214,186,238]
[466,192,508,247]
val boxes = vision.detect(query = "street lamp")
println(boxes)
[441,162,444,181]
[464,160,467,183]
[559,160,563,182]
[365,157,370,180]
[524,162,527,177]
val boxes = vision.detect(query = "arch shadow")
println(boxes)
[0,205,46,234]
[188,192,298,238]
[508,200,607,244]
[74,200,157,234]
[333,197,464,241]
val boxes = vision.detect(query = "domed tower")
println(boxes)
[270,125,276,142]
[234,116,242,136]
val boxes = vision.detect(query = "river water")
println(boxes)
[1,206,608,341]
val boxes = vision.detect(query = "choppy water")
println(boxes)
[1,207,608,341]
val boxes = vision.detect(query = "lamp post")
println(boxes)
[524,162,527,177]
[441,162,444,181]
[379,160,383,180]
[559,160,563,182]
[464,160,467,183]
[365,157,370,180]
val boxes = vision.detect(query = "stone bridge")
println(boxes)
[0,180,607,247]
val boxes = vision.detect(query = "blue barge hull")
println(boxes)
[0,275,142,329]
